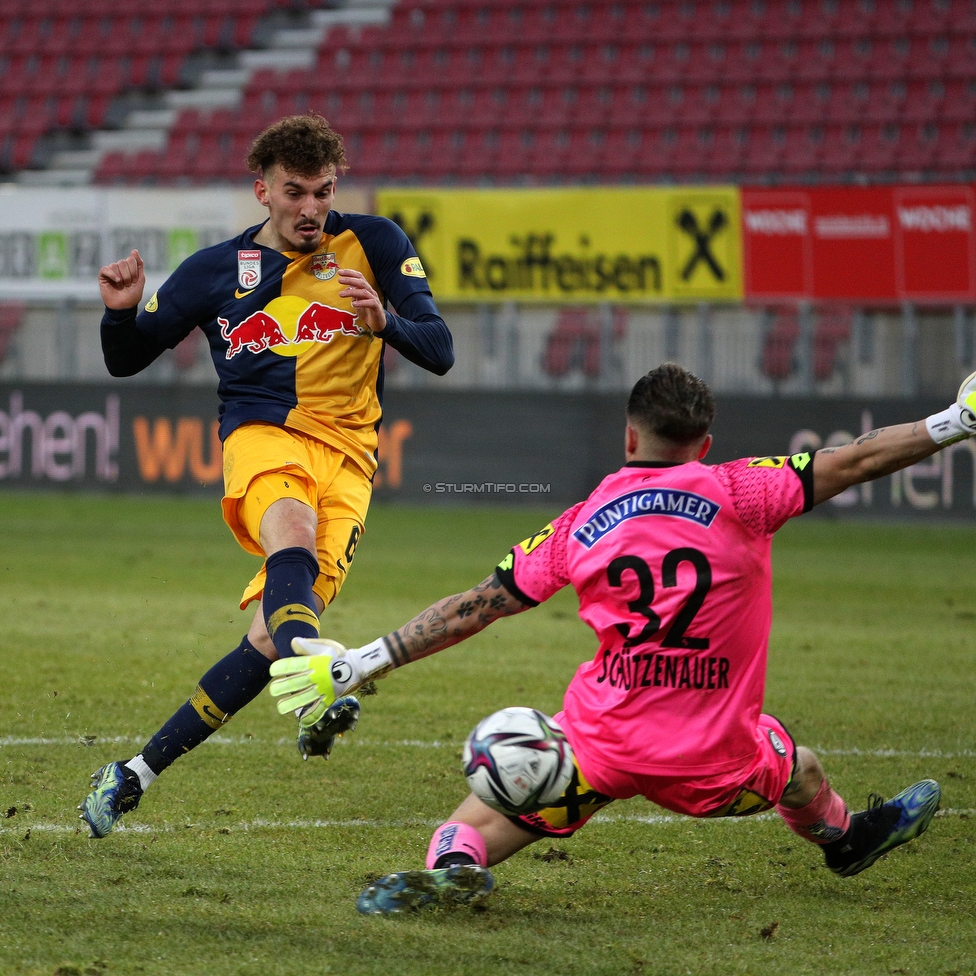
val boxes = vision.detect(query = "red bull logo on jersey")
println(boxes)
[219,296,362,360]
[573,489,720,548]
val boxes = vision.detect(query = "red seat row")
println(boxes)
[0,0,283,18]
[93,118,976,185]
[371,0,976,47]
[0,16,258,57]
[236,77,976,134]
[310,35,976,91]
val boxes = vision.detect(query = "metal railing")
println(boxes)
[1,298,973,399]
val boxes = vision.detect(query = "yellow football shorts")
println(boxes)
[221,422,371,611]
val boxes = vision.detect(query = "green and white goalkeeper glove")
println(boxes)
[268,637,393,728]
[926,369,976,445]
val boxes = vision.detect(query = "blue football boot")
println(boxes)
[357,865,494,914]
[79,762,143,838]
[825,779,941,877]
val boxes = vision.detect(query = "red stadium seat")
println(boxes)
[897,123,939,171]
[750,84,795,126]
[937,79,976,122]
[0,301,26,363]
[793,38,837,83]
[822,82,870,125]
[779,125,823,176]
[761,308,799,381]
[813,307,852,381]
[934,122,976,171]
[861,80,908,123]
[598,128,642,178]
[859,124,901,172]
[10,132,36,169]
[819,124,859,176]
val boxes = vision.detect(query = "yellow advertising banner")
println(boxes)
[374,187,743,303]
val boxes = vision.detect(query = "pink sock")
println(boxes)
[426,821,488,869]
[776,778,851,845]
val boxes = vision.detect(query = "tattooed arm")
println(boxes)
[811,421,941,506]
[384,572,532,667]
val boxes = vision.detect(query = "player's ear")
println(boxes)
[697,434,713,460]
[254,176,270,208]
[625,423,640,458]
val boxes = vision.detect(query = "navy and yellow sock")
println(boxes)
[262,546,320,659]
[139,637,272,775]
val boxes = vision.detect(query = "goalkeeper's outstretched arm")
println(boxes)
[384,572,532,668]
[269,572,532,722]
[812,370,976,506]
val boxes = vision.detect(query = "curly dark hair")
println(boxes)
[626,363,715,445]
[245,113,347,177]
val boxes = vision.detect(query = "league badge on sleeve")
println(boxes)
[400,257,426,278]
[237,250,262,291]
[311,252,338,280]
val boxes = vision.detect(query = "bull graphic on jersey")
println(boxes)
[219,301,362,359]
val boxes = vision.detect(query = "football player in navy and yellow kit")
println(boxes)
[80,113,454,838]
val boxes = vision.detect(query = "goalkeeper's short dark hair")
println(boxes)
[246,113,347,177]
[626,363,716,445]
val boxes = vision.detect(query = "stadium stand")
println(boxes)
[0,301,26,364]
[0,0,973,185]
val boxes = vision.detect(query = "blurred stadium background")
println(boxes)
[1,0,975,514]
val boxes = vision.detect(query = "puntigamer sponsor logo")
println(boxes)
[573,488,720,548]
[457,233,662,295]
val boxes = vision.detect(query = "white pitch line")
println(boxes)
[0,735,457,749]
[3,808,974,837]
[1,736,974,759]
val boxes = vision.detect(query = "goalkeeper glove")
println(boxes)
[268,637,393,728]
[926,369,976,445]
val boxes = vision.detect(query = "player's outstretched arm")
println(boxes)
[387,572,531,665]
[269,573,531,725]
[812,370,976,505]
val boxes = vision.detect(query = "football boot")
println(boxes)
[824,779,941,877]
[357,865,494,914]
[79,761,143,838]
[296,695,361,761]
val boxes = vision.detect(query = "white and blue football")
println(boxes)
[462,707,574,816]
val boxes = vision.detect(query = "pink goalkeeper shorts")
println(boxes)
[571,713,798,820]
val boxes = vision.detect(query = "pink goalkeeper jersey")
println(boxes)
[494,454,815,777]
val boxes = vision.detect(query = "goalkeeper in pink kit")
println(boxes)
[271,363,976,912]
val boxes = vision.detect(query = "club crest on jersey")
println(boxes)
[238,250,261,290]
[311,251,338,280]
[573,488,720,549]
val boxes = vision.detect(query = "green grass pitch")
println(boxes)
[1,493,975,976]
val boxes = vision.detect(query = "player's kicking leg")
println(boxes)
[79,620,361,838]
